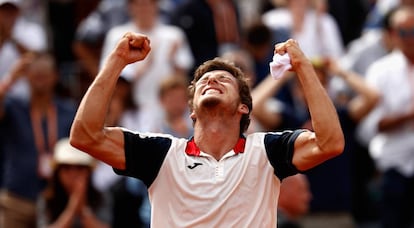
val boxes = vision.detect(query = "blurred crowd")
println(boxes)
[1,0,414,227]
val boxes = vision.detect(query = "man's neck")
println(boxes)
[193,116,241,161]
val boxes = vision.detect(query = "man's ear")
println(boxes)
[239,104,249,115]
[190,111,196,120]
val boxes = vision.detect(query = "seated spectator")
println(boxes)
[37,138,110,228]
[0,52,76,228]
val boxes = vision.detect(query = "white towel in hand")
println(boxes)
[269,53,291,80]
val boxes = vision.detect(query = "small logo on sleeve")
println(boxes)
[187,162,203,169]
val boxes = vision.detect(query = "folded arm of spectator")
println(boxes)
[327,58,381,123]
[251,72,293,131]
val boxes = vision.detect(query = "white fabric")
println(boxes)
[370,132,414,177]
[93,162,122,192]
[269,53,291,80]
[149,133,281,228]
[365,50,414,177]
[262,8,344,59]
[100,21,194,126]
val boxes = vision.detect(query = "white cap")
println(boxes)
[54,138,95,167]
[0,0,21,7]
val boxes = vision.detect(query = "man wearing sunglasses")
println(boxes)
[365,5,414,228]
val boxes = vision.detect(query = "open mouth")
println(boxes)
[202,87,222,95]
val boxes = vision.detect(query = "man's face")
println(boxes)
[129,0,158,29]
[161,87,188,118]
[392,9,414,58]
[192,70,241,114]
[27,58,57,94]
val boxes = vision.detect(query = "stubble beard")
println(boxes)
[201,96,221,108]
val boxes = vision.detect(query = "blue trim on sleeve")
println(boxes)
[113,131,172,187]
[264,130,306,180]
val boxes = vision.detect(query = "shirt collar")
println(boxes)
[185,136,246,156]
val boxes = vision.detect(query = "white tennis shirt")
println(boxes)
[115,129,304,227]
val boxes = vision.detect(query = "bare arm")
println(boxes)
[70,32,151,169]
[327,59,381,122]
[378,111,414,132]
[251,73,292,131]
[274,40,344,171]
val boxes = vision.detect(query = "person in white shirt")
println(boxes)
[70,32,344,227]
[99,0,194,131]
[262,0,344,60]
[366,5,414,228]
[0,0,47,99]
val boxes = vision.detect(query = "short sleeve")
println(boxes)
[264,129,306,180]
[113,131,172,187]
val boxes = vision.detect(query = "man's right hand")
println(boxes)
[112,32,151,66]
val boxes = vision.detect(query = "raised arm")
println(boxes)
[327,59,381,123]
[70,32,151,169]
[274,40,344,171]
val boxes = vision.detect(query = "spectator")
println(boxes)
[46,0,99,90]
[366,5,414,228]
[243,21,276,85]
[262,0,344,60]
[0,52,77,228]
[99,0,194,132]
[37,138,110,228]
[0,0,47,99]
[339,5,397,226]
[157,75,193,138]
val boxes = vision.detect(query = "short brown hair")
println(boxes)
[188,58,252,134]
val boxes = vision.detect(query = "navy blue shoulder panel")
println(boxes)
[264,130,306,180]
[114,131,172,187]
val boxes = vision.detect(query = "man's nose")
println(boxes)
[207,75,219,84]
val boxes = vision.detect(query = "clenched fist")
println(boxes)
[112,32,151,66]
